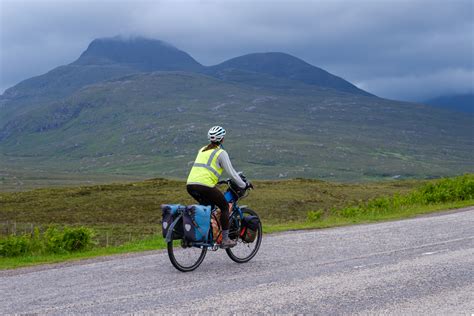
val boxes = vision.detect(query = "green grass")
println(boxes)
[0,174,473,269]
[264,199,473,233]
[1,200,471,270]
[0,226,96,257]
[0,177,426,246]
[0,235,167,270]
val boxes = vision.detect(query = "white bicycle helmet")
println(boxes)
[208,126,226,142]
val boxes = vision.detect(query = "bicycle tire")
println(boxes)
[226,208,262,263]
[167,240,207,272]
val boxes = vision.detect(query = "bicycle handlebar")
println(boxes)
[218,178,253,190]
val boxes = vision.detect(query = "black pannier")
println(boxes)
[161,204,184,239]
[239,215,260,243]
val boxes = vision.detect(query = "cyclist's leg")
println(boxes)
[212,190,236,247]
[186,184,206,205]
[186,184,229,230]
[208,188,229,230]
[186,184,220,209]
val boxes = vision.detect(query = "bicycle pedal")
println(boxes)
[208,245,219,251]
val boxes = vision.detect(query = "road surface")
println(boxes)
[1,207,473,314]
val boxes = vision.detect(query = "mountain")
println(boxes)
[73,36,203,71]
[0,37,202,125]
[205,52,372,96]
[1,39,368,112]
[1,37,472,184]
[423,93,473,113]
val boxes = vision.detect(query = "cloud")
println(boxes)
[1,0,473,101]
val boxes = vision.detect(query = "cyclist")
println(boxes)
[186,126,251,248]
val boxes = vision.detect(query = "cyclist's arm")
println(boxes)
[217,151,246,188]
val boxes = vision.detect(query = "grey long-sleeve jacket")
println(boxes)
[216,150,247,189]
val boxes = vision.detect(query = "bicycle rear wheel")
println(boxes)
[226,208,262,263]
[167,239,207,272]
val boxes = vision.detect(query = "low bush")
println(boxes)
[307,210,323,222]
[338,206,360,218]
[417,174,474,203]
[44,226,67,254]
[0,226,95,257]
[314,174,474,220]
[0,235,32,257]
[62,227,95,251]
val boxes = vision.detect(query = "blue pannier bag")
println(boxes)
[183,205,212,242]
[161,204,185,239]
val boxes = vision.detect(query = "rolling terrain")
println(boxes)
[1,36,472,186]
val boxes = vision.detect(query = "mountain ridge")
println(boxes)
[206,52,372,96]
[0,36,472,182]
[1,36,372,103]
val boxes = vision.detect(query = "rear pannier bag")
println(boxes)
[161,204,184,239]
[240,215,260,243]
[183,205,212,242]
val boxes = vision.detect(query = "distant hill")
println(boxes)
[206,52,372,96]
[423,93,473,113]
[0,36,472,183]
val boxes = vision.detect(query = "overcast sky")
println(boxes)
[1,0,473,101]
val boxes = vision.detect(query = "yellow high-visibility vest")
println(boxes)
[187,146,224,186]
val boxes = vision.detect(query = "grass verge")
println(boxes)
[2,200,473,270]
[0,235,167,270]
[264,199,473,233]
[1,174,473,270]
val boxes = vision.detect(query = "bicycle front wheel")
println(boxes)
[167,239,207,272]
[226,208,262,263]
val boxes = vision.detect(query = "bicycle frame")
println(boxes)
[165,182,246,249]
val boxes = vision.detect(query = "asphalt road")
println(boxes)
[1,207,473,314]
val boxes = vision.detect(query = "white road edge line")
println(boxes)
[421,249,450,256]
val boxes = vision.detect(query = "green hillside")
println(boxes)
[1,71,472,185]
[0,37,472,187]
